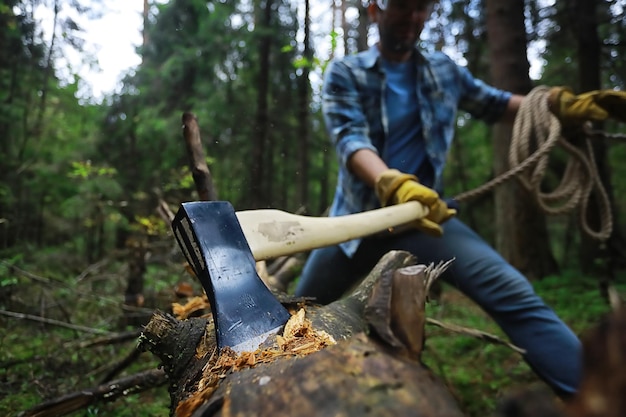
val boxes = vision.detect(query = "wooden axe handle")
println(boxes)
[236,201,429,261]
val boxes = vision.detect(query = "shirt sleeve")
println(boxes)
[322,59,379,168]
[455,63,512,124]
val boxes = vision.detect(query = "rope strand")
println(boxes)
[454,86,613,241]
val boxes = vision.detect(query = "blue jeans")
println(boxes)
[294,217,582,396]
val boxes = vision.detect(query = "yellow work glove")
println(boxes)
[374,169,456,237]
[548,87,626,124]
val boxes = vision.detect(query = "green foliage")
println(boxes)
[423,271,624,417]
[68,161,118,180]
[0,241,182,416]
[132,215,169,237]
[3,254,620,416]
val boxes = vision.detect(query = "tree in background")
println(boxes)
[0,0,109,262]
[534,0,626,277]
[2,0,626,280]
[102,0,326,213]
[485,0,558,279]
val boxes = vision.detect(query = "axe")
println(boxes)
[172,200,428,353]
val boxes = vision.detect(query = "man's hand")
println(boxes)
[374,169,456,237]
[548,87,626,124]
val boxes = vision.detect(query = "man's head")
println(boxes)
[368,0,436,62]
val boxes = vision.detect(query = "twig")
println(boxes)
[583,122,626,141]
[181,112,218,201]
[2,260,67,287]
[100,347,144,384]
[5,261,155,314]
[75,257,112,282]
[17,368,167,417]
[156,197,175,223]
[426,317,526,354]
[0,309,112,335]
[63,329,142,349]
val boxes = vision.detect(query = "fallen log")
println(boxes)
[140,250,466,417]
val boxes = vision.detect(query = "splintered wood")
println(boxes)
[172,295,209,320]
[276,308,336,353]
[174,306,336,417]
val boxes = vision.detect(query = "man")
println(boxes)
[295,0,626,397]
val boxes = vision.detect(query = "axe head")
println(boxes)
[172,201,290,353]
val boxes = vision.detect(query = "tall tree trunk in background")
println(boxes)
[356,1,368,52]
[571,0,620,293]
[250,0,273,208]
[331,0,338,55]
[31,0,57,143]
[485,0,558,279]
[316,0,342,215]
[142,0,149,64]
[318,142,331,215]
[297,0,311,211]
[341,0,349,55]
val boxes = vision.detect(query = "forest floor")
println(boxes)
[1,252,623,417]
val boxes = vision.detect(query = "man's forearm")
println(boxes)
[347,149,389,188]
[500,94,524,124]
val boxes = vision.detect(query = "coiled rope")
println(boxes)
[454,85,614,241]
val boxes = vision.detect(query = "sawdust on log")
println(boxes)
[174,308,336,417]
[171,295,209,320]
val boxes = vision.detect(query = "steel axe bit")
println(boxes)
[172,201,290,353]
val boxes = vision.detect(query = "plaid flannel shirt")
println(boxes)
[323,45,512,257]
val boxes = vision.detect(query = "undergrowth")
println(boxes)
[1,249,623,417]
[422,270,625,417]
[0,245,185,417]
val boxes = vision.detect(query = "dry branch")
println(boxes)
[0,309,112,335]
[181,112,217,201]
[426,317,526,354]
[63,329,142,349]
[18,368,167,417]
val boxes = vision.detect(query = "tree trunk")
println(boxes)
[485,0,558,279]
[122,235,148,326]
[181,112,219,201]
[142,0,150,63]
[341,0,349,55]
[356,1,369,52]
[571,0,620,292]
[297,0,311,210]
[250,0,273,208]
[140,251,465,417]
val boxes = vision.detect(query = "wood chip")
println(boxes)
[171,296,210,320]
[175,308,336,416]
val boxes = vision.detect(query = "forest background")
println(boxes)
[2,0,626,416]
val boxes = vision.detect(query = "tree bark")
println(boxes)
[122,235,149,326]
[571,0,621,295]
[485,0,558,279]
[297,0,311,210]
[356,1,369,52]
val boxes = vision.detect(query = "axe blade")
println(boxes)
[172,201,290,353]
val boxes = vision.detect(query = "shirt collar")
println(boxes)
[361,45,382,69]
[361,44,425,69]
